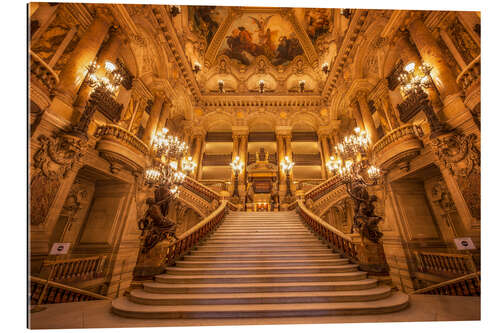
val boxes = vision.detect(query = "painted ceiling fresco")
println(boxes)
[304,8,333,43]
[188,6,229,48]
[219,14,304,66]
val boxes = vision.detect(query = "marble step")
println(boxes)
[195,244,329,251]
[165,265,359,276]
[181,253,342,261]
[129,286,392,306]
[207,235,319,241]
[190,248,335,256]
[154,271,367,284]
[143,278,378,294]
[202,240,324,246]
[176,258,350,268]
[112,292,409,319]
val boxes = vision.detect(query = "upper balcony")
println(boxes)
[30,50,59,101]
[457,55,480,96]
[95,124,149,173]
[372,124,423,171]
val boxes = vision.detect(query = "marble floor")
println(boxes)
[28,294,480,329]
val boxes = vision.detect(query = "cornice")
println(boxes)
[201,94,324,110]
[150,5,202,104]
[321,9,370,102]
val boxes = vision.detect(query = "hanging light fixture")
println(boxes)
[144,127,192,196]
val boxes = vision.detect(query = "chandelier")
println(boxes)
[398,62,432,97]
[144,128,191,195]
[327,127,380,185]
[85,60,123,95]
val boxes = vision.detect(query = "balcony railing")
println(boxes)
[414,251,478,276]
[199,180,228,193]
[457,55,480,93]
[296,200,357,260]
[30,276,111,305]
[42,255,107,283]
[202,153,233,166]
[95,124,149,156]
[292,153,322,166]
[372,124,422,170]
[412,272,480,296]
[163,200,228,266]
[29,50,59,94]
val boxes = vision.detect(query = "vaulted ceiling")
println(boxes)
[169,6,350,97]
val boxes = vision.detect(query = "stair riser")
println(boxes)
[166,267,358,275]
[201,241,324,246]
[113,302,409,319]
[176,261,350,268]
[195,246,328,251]
[129,291,391,306]
[143,282,378,294]
[155,274,366,284]
[181,254,342,261]
[190,250,335,256]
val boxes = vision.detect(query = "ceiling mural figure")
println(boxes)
[305,8,333,43]
[220,14,304,67]
[189,6,228,48]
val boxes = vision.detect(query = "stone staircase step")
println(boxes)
[154,271,367,284]
[181,253,342,261]
[112,292,409,319]
[175,258,350,268]
[129,286,392,305]
[143,279,379,294]
[165,265,359,275]
[190,249,336,255]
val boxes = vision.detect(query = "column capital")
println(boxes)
[93,6,114,25]
[275,126,292,136]
[231,125,249,136]
[317,126,332,137]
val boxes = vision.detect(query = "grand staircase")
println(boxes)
[112,211,409,319]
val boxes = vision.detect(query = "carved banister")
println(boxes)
[304,175,344,202]
[414,251,477,276]
[162,200,228,266]
[42,255,107,282]
[457,55,481,92]
[296,200,357,260]
[182,176,221,203]
[30,276,111,305]
[29,50,59,93]
[412,272,480,296]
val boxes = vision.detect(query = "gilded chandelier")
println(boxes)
[84,60,123,95]
[327,127,380,184]
[144,128,192,195]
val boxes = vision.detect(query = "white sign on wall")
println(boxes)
[49,243,71,255]
[454,237,476,250]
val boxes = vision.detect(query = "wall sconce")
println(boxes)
[218,80,224,93]
[193,62,201,74]
[259,80,265,94]
[322,63,330,75]
[299,80,306,93]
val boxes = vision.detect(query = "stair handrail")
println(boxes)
[30,275,111,306]
[183,176,221,202]
[296,199,357,259]
[41,255,107,282]
[162,200,228,265]
[411,272,480,296]
[414,250,478,276]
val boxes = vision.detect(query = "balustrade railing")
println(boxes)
[182,177,221,203]
[30,276,111,305]
[372,124,420,156]
[41,255,107,283]
[162,200,228,266]
[414,251,478,276]
[457,55,481,92]
[296,200,357,260]
[29,50,59,93]
[412,272,480,296]
[304,175,344,202]
[95,124,149,156]
[199,180,228,193]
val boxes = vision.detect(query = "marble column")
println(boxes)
[355,91,380,143]
[349,105,365,131]
[407,19,460,100]
[276,134,286,185]
[238,134,248,185]
[317,130,330,179]
[55,8,112,105]
[74,26,125,112]
[156,101,170,134]
[143,93,165,146]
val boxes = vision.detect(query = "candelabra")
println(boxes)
[326,127,383,243]
[181,156,197,176]
[144,128,191,197]
[218,80,224,93]
[397,62,449,138]
[258,80,265,94]
[72,60,123,138]
[230,156,244,198]
[281,156,295,200]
